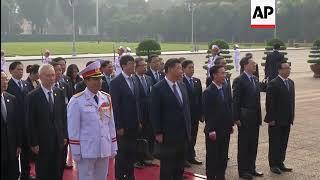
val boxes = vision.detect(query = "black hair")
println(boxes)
[100,60,111,68]
[278,61,289,70]
[181,60,194,69]
[49,61,60,67]
[209,65,224,80]
[52,57,66,63]
[245,53,253,59]
[135,57,146,66]
[214,56,225,65]
[66,64,80,78]
[9,61,23,71]
[86,61,94,67]
[120,55,134,68]
[164,58,181,73]
[26,64,40,74]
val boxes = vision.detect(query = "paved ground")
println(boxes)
[5,49,320,179]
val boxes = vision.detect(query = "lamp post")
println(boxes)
[274,0,280,39]
[69,0,77,56]
[96,0,99,36]
[186,0,197,52]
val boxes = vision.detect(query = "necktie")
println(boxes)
[106,76,111,85]
[18,80,23,91]
[128,77,134,94]
[172,84,182,105]
[1,96,7,121]
[141,76,148,95]
[94,95,99,105]
[48,91,54,112]
[155,72,159,82]
[250,76,256,89]
[189,78,194,89]
[218,88,225,101]
[284,80,290,90]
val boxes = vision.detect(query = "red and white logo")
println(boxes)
[251,0,276,28]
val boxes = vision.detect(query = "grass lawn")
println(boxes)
[1,41,266,56]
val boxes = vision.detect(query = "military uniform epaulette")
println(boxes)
[73,91,84,98]
[100,91,111,97]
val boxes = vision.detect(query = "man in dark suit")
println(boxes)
[50,61,73,171]
[100,60,115,93]
[75,61,109,93]
[233,56,263,180]
[52,57,72,88]
[145,55,165,85]
[150,58,191,180]
[265,43,285,81]
[203,65,233,180]
[7,61,34,180]
[1,71,21,180]
[110,55,141,180]
[265,61,295,174]
[27,64,68,180]
[133,57,154,167]
[182,60,203,165]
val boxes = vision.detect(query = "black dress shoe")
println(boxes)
[251,170,264,177]
[188,159,203,165]
[184,160,191,168]
[270,167,282,174]
[280,165,293,172]
[239,173,253,180]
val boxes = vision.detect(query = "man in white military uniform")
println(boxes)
[114,46,126,75]
[234,44,241,72]
[207,45,220,76]
[67,61,117,180]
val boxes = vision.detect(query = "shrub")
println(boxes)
[136,39,161,56]
[266,38,286,48]
[313,39,320,47]
[208,39,229,50]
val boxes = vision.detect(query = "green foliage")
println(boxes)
[266,39,286,48]
[208,39,229,50]
[307,59,320,64]
[136,39,161,56]
[313,40,320,47]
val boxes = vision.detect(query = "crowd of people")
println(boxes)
[1,43,295,180]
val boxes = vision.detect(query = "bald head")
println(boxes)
[39,64,55,89]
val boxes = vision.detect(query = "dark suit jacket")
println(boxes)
[25,77,40,92]
[101,74,115,94]
[27,87,68,152]
[264,76,295,126]
[150,79,191,144]
[183,76,202,123]
[134,74,153,124]
[1,92,20,160]
[145,69,165,85]
[265,50,284,80]
[232,73,262,127]
[110,73,141,130]
[74,80,109,94]
[203,84,233,136]
[7,78,29,142]
[56,81,72,101]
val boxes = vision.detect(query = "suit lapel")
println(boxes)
[163,80,181,107]
[119,74,134,96]
[178,82,187,106]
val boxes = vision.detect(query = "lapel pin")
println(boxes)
[7,99,10,102]
[54,93,57,96]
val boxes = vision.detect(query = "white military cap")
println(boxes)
[79,60,103,79]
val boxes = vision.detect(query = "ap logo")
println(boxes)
[251,0,276,28]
